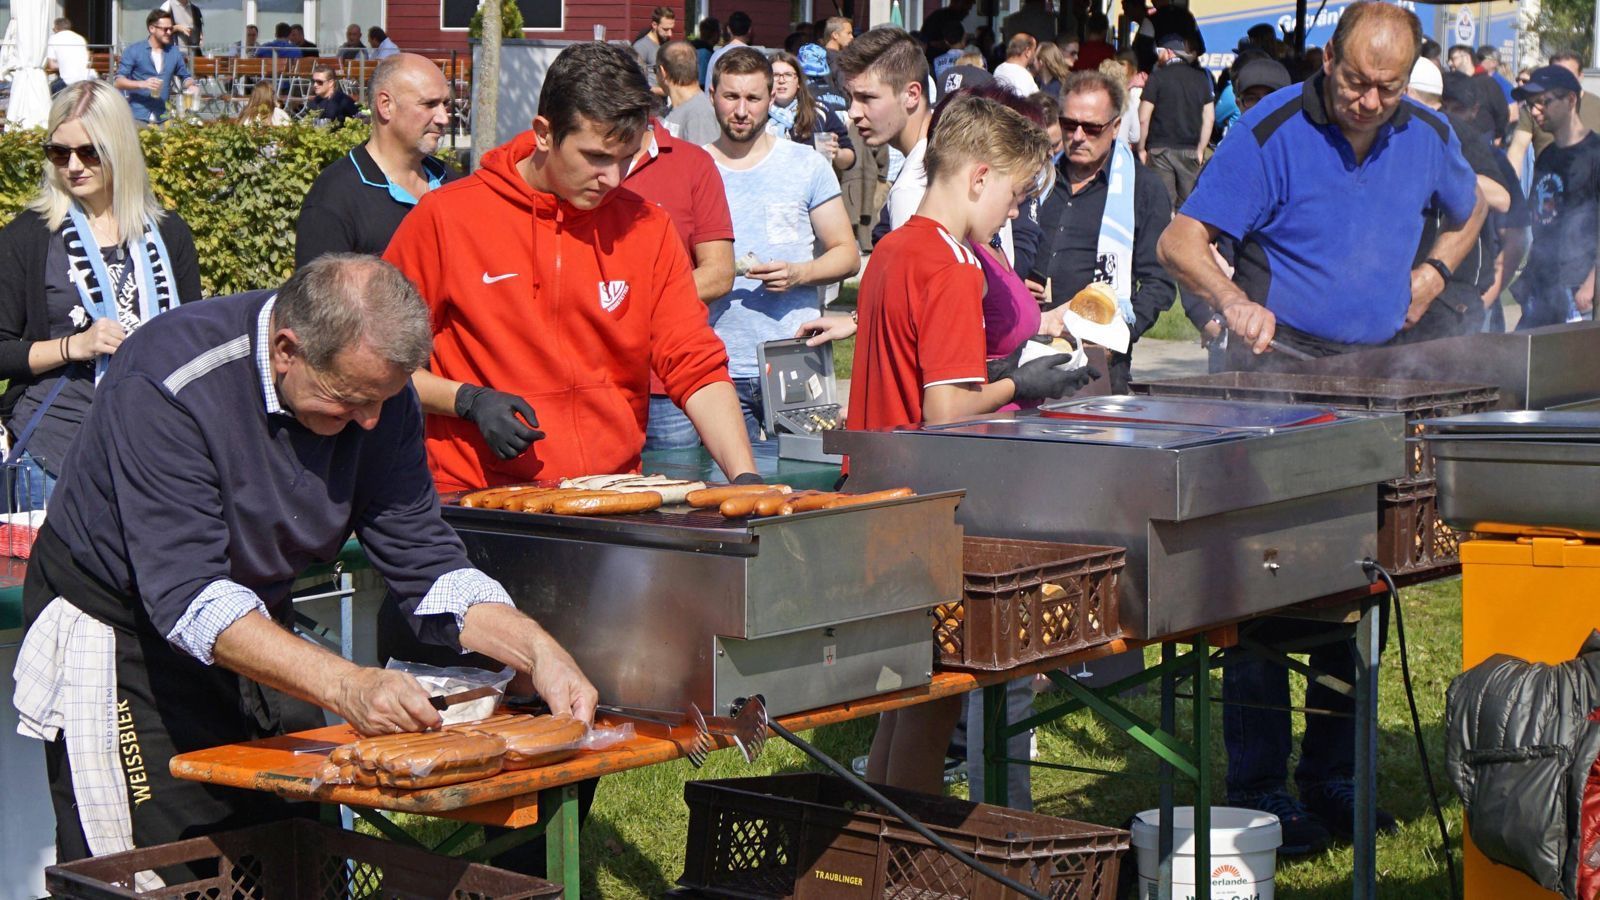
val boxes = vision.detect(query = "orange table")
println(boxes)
[171,639,1152,898]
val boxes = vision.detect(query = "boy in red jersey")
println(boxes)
[849,93,1090,793]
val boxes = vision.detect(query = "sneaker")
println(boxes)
[1299,780,1399,841]
[1231,790,1333,857]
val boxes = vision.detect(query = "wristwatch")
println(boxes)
[1423,258,1452,283]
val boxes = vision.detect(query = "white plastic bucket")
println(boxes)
[1131,806,1282,900]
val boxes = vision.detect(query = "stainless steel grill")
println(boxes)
[441,491,966,717]
[828,397,1405,638]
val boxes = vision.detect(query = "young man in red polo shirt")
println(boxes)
[849,93,1089,793]
[618,118,737,450]
[385,42,758,490]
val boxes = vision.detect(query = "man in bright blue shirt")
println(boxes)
[113,9,194,124]
[1159,1,1484,368]
[1155,0,1485,857]
[255,22,304,59]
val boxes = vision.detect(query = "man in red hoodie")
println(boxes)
[385,42,759,491]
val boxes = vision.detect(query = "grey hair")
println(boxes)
[1061,69,1126,118]
[274,255,432,371]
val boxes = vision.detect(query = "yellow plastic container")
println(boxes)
[1461,537,1600,899]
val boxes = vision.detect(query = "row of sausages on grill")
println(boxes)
[458,482,915,518]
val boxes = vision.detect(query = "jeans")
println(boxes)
[8,449,56,513]
[643,396,701,451]
[733,377,770,445]
[1222,618,1362,799]
[955,678,1035,810]
[1514,279,1582,331]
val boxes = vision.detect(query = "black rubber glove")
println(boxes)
[454,384,544,460]
[1006,354,1098,402]
[731,472,766,486]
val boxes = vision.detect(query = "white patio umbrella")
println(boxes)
[3,0,53,129]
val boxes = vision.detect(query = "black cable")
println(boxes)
[1364,559,1459,898]
[764,718,1048,900]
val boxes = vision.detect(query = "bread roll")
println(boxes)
[1067,283,1119,325]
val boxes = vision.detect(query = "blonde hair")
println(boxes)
[235,82,281,124]
[924,93,1051,191]
[28,81,164,235]
[1035,43,1073,84]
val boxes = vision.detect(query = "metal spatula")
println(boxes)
[596,703,714,767]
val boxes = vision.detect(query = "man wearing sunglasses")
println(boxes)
[113,9,194,124]
[1511,64,1600,329]
[301,63,360,125]
[1029,69,1176,393]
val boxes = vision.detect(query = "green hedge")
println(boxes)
[0,121,370,296]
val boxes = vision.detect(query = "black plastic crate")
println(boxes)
[682,773,1128,899]
[46,818,562,899]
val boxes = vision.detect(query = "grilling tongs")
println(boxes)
[596,699,769,767]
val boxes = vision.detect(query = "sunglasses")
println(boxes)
[1060,116,1116,137]
[1528,91,1571,108]
[44,142,101,167]
[312,78,331,85]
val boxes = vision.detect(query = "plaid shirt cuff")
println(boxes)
[165,579,270,665]
[413,567,515,632]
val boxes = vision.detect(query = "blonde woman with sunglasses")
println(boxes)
[0,80,199,507]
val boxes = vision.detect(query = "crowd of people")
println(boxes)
[3,0,1597,881]
[41,8,403,126]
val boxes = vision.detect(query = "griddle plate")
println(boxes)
[1039,395,1338,430]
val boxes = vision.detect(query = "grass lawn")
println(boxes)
[385,578,1464,897]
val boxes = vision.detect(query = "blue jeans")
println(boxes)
[8,449,56,512]
[1514,279,1582,331]
[1221,619,1360,799]
[643,396,701,451]
[733,377,770,445]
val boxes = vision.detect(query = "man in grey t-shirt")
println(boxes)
[660,39,722,145]
[633,6,675,88]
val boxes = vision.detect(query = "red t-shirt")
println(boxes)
[619,120,735,253]
[619,121,735,398]
[846,216,987,433]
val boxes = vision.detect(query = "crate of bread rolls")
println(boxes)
[934,537,1125,671]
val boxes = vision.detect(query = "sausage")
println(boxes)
[552,491,663,516]
[752,493,793,517]
[380,732,505,776]
[338,731,433,767]
[785,492,846,512]
[457,486,524,508]
[378,756,506,789]
[513,489,621,513]
[371,733,461,771]
[688,484,794,508]
[481,487,554,510]
[824,488,916,508]
[718,490,783,518]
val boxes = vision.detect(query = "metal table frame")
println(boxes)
[978,586,1390,900]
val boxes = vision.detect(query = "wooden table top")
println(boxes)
[169,637,1154,829]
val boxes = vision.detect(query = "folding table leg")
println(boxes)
[981,682,1010,805]
[1353,595,1380,900]
[543,783,583,899]
[1159,642,1176,900]
[1193,632,1212,900]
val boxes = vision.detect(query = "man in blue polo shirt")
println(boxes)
[1159,1,1484,370]
[1156,0,1484,856]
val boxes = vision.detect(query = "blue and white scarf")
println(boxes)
[61,206,180,380]
[1094,140,1138,325]
[767,99,799,138]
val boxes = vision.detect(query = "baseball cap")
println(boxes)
[1408,57,1443,96]
[1156,33,1187,52]
[1513,64,1582,101]
[1235,58,1290,95]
